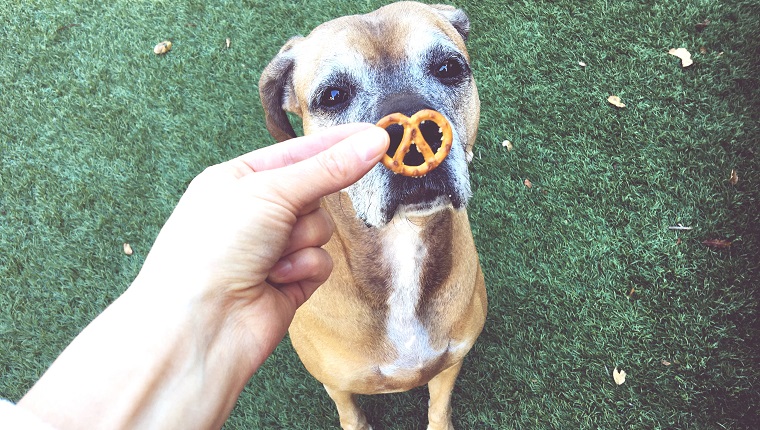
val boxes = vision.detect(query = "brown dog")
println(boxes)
[259,2,486,429]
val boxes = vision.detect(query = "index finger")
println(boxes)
[247,125,389,214]
[239,123,375,174]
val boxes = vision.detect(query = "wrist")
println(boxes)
[20,276,258,429]
[122,275,261,423]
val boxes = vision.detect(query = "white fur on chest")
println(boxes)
[379,218,445,377]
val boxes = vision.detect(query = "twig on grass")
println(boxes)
[668,224,693,231]
[56,23,80,33]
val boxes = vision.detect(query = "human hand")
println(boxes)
[135,123,389,361]
[17,123,389,430]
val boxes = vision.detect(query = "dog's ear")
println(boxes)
[428,4,471,42]
[258,36,304,142]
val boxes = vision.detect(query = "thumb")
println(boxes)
[257,125,389,211]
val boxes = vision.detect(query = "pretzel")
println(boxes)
[376,109,453,177]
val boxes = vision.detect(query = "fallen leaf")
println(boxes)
[699,46,708,54]
[668,48,693,68]
[703,239,732,248]
[524,178,532,189]
[123,243,134,255]
[153,40,172,55]
[578,61,587,67]
[502,140,514,151]
[627,287,636,298]
[225,38,231,49]
[695,19,711,32]
[613,367,627,385]
[662,359,672,366]
[729,169,739,185]
[607,95,626,108]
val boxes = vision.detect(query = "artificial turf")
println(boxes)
[1,0,758,428]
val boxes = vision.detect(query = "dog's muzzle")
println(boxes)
[375,93,463,222]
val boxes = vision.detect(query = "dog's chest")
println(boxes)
[377,219,462,380]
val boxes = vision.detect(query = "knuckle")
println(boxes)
[316,150,349,182]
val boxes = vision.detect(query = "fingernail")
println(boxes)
[355,127,389,162]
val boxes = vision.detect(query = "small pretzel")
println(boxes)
[376,109,453,177]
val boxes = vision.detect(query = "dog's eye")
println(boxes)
[319,87,351,108]
[433,58,465,83]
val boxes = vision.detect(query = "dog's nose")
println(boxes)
[383,118,445,170]
[377,94,443,170]
[377,92,432,119]
[384,120,445,169]
[384,123,415,165]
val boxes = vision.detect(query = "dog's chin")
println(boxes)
[378,174,465,225]
[346,158,471,228]
[395,195,456,219]
[349,173,466,228]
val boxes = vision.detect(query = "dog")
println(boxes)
[259,2,486,429]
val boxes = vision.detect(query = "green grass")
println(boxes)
[2,0,758,428]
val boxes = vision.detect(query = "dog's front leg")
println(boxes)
[324,385,372,430]
[427,361,463,430]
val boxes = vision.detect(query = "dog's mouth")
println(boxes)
[399,186,454,209]
[385,120,444,168]
[377,118,461,223]
[382,165,462,222]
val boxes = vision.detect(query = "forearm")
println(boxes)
[18,277,256,430]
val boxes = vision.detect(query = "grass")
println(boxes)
[1,0,758,428]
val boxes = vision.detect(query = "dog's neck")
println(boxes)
[324,192,458,304]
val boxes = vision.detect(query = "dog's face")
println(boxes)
[260,2,480,227]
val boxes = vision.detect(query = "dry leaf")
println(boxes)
[607,95,626,108]
[699,46,708,54]
[729,169,738,185]
[502,140,514,151]
[695,19,711,32]
[662,359,672,366]
[153,41,172,55]
[668,48,693,68]
[613,367,626,385]
[703,239,732,248]
[579,61,587,67]
[627,287,636,298]
[225,38,231,49]
[123,243,134,255]
[524,178,532,188]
